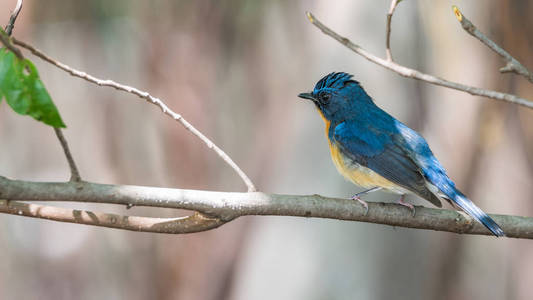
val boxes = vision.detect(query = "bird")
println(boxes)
[298,72,504,237]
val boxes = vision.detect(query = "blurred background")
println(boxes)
[1,0,532,299]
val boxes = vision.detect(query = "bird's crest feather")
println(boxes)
[313,72,358,93]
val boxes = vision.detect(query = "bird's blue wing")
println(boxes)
[333,121,442,207]
[393,121,504,236]
[392,121,454,195]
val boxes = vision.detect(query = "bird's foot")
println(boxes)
[397,195,415,217]
[349,187,382,216]
[350,195,369,216]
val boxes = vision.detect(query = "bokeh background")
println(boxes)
[1,0,533,299]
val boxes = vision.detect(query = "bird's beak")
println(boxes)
[298,92,316,101]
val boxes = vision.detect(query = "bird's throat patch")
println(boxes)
[316,107,331,137]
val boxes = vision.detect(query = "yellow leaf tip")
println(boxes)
[306,12,314,23]
[452,5,463,22]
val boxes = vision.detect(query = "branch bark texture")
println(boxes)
[1,176,531,238]
[0,200,224,234]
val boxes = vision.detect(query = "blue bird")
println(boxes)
[298,72,504,237]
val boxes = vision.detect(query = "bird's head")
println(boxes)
[298,72,374,123]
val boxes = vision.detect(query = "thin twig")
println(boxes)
[0,200,224,234]
[0,30,22,59]
[452,6,533,83]
[1,1,83,183]
[13,38,257,192]
[1,176,532,238]
[54,128,81,182]
[4,0,23,36]
[385,0,399,61]
[305,12,533,110]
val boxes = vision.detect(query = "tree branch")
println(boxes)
[305,12,533,110]
[53,128,81,182]
[0,28,22,59]
[385,0,399,61]
[11,38,257,192]
[452,6,533,84]
[1,176,531,238]
[0,200,224,234]
[4,0,22,36]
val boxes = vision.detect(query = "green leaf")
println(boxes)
[0,50,7,104]
[1,50,31,114]
[0,48,66,128]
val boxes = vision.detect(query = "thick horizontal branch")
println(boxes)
[453,6,533,83]
[0,176,531,238]
[305,12,533,109]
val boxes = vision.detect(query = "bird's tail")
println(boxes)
[451,191,505,237]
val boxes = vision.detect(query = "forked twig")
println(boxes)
[1,1,230,233]
[452,6,533,83]
[305,12,533,109]
[12,38,257,192]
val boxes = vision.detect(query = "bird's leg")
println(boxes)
[447,198,460,210]
[396,194,415,217]
[350,187,382,215]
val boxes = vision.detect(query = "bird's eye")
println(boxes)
[320,92,331,102]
